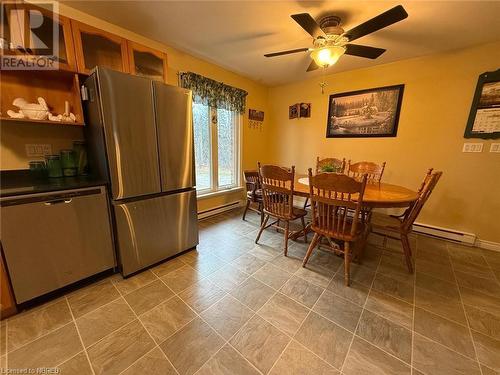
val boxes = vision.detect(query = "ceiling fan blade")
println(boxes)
[306,60,320,72]
[291,13,325,38]
[264,48,310,57]
[345,44,386,59]
[344,5,408,42]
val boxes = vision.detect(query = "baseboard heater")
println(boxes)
[198,201,242,220]
[412,222,476,246]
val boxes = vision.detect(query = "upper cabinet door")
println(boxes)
[71,20,129,75]
[127,41,167,83]
[0,3,77,72]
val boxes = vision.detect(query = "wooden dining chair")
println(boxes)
[347,160,386,184]
[370,170,443,273]
[255,163,308,255]
[302,170,368,286]
[316,157,346,173]
[242,170,263,223]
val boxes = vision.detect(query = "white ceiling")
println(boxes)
[63,1,500,86]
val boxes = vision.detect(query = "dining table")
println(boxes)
[294,175,419,208]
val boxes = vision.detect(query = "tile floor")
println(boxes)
[1,208,499,375]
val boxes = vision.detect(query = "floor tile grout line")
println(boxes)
[267,287,339,374]
[340,244,383,373]
[447,242,485,375]
[64,297,96,375]
[411,237,418,375]
[116,280,182,375]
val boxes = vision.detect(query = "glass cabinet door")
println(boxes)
[72,20,129,74]
[127,41,167,82]
[0,3,76,71]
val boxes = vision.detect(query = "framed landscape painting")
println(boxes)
[326,84,404,138]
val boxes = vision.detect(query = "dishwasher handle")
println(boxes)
[44,199,73,206]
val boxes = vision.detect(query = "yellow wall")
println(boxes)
[267,41,500,243]
[0,3,271,212]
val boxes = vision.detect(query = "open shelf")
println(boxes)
[0,116,84,127]
[0,70,84,127]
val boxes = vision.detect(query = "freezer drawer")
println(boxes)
[154,82,195,192]
[0,187,116,303]
[113,189,199,276]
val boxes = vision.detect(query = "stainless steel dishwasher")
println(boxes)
[0,186,116,303]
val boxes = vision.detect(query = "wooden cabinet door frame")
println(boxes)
[71,19,129,75]
[1,3,77,72]
[127,40,167,83]
[1,248,16,319]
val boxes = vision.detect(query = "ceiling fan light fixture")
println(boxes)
[310,45,346,67]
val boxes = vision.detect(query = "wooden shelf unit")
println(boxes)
[0,70,84,126]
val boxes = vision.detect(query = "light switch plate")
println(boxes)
[462,143,483,153]
[25,144,52,157]
[490,143,500,153]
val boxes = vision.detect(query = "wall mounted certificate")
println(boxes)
[464,69,500,139]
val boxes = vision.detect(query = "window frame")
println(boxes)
[194,104,241,197]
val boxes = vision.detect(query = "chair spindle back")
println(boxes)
[308,169,367,238]
[401,171,442,232]
[347,161,386,184]
[316,157,346,174]
[243,170,260,194]
[259,163,295,220]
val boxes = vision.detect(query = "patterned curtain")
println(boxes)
[179,72,248,114]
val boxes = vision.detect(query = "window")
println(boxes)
[193,103,240,194]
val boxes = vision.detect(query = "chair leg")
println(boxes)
[303,197,309,209]
[344,241,351,286]
[303,233,320,266]
[255,215,269,244]
[401,234,414,274]
[284,221,290,256]
[242,200,250,221]
[259,202,264,224]
[300,216,308,243]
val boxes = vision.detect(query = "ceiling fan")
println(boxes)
[264,5,408,72]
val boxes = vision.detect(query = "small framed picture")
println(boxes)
[299,103,311,118]
[289,104,299,119]
[326,84,404,138]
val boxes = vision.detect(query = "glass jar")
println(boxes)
[45,155,63,178]
[73,141,88,175]
[60,149,77,177]
[29,160,46,179]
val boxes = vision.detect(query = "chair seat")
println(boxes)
[312,219,366,241]
[370,212,403,232]
[292,207,308,218]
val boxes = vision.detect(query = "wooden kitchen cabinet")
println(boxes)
[71,20,129,74]
[1,250,16,319]
[0,3,77,72]
[127,41,167,82]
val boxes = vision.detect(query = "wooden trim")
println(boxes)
[127,40,167,83]
[1,250,17,319]
[71,19,129,74]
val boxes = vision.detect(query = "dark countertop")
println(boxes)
[0,170,108,198]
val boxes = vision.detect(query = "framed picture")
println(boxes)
[299,103,311,118]
[289,104,299,119]
[249,109,264,122]
[464,69,500,139]
[326,84,404,138]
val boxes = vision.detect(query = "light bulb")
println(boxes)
[311,46,346,67]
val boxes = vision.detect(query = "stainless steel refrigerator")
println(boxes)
[83,67,198,276]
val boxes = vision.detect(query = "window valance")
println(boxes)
[179,72,248,114]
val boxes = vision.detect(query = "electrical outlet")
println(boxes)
[25,144,52,157]
[462,143,483,153]
[490,143,500,153]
